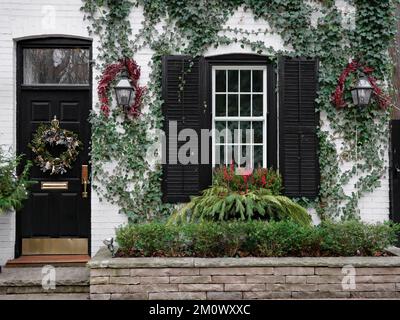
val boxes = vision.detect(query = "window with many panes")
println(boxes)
[212,66,267,169]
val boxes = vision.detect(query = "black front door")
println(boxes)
[391,120,400,223]
[16,38,92,256]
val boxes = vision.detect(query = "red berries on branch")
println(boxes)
[98,58,146,118]
[331,60,390,110]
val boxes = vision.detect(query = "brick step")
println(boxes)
[5,255,90,267]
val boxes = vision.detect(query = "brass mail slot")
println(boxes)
[41,181,68,190]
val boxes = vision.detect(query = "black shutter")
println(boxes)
[161,55,211,203]
[279,57,319,198]
[390,120,400,222]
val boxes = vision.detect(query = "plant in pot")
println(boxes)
[169,164,311,226]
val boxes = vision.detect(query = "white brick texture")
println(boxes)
[0,1,390,265]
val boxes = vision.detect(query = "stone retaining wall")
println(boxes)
[88,248,400,300]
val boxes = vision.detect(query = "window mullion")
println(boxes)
[212,66,267,169]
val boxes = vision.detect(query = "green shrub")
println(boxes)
[169,186,311,226]
[115,220,400,257]
[318,220,400,256]
[0,149,34,214]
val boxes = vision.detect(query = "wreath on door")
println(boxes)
[29,116,82,175]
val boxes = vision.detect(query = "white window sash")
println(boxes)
[211,65,267,168]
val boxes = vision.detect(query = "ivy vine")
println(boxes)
[81,0,398,222]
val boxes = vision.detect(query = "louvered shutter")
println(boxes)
[279,57,319,198]
[161,55,211,203]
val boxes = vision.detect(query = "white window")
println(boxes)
[212,66,267,169]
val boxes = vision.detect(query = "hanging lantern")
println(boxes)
[351,75,373,106]
[114,70,135,111]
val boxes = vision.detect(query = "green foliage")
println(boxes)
[169,185,311,226]
[0,149,35,214]
[116,220,400,257]
[89,111,170,222]
[319,220,400,256]
[81,0,398,221]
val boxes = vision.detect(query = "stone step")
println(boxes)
[1,285,89,294]
[0,293,89,300]
[0,266,89,297]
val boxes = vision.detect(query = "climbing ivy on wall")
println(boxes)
[81,0,398,222]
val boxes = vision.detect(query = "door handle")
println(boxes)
[81,165,89,198]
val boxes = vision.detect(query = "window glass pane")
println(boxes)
[240,121,251,144]
[215,121,226,144]
[213,67,267,169]
[252,121,263,143]
[240,70,251,92]
[228,70,238,92]
[241,145,251,168]
[215,145,225,165]
[240,94,250,116]
[23,48,89,84]
[252,95,263,116]
[226,145,239,167]
[228,121,239,143]
[252,70,263,92]
[253,146,263,168]
[216,94,226,116]
[216,70,226,92]
[228,94,238,116]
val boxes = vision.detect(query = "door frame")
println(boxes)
[390,119,400,223]
[15,36,93,257]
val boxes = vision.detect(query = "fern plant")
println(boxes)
[169,186,311,226]
[0,149,34,214]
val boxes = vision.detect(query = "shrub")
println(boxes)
[169,186,311,226]
[0,149,34,214]
[318,220,400,256]
[115,220,400,257]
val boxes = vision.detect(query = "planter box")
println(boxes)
[87,247,400,300]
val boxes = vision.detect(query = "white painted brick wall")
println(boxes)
[0,1,390,265]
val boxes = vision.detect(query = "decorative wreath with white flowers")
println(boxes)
[29,117,82,175]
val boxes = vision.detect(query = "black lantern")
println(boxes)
[351,75,373,106]
[114,70,135,111]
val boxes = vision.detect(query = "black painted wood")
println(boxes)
[279,56,319,198]
[390,120,400,223]
[16,38,92,257]
[161,54,277,203]
[161,56,210,203]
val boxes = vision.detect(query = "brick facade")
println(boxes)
[0,0,391,266]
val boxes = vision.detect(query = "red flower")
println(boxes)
[261,175,267,187]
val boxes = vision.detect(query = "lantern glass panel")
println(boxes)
[351,77,373,106]
[117,88,132,106]
[351,89,359,105]
[115,77,134,107]
[358,88,372,105]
